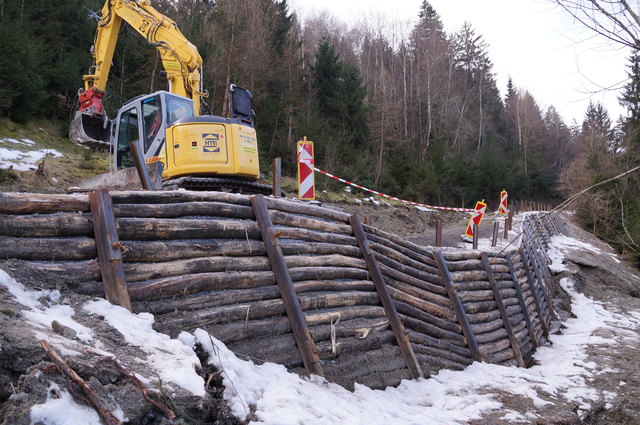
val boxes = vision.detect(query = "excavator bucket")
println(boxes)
[69,111,112,149]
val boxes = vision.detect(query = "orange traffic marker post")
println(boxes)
[297,137,315,200]
[499,189,508,215]
[464,199,487,239]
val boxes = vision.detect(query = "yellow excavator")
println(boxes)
[70,0,270,193]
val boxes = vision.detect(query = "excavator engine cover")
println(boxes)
[165,116,260,180]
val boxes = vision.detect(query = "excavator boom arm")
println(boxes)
[81,0,204,115]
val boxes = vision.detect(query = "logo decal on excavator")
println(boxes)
[202,133,221,153]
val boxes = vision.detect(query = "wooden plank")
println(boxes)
[250,194,323,377]
[349,215,424,379]
[89,189,131,311]
[506,254,538,348]
[481,253,525,367]
[433,251,482,362]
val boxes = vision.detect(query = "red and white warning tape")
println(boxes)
[313,167,474,212]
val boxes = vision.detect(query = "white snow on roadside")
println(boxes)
[83,299,205,397]
[30,383,103,425]
[0,137,36,146]
[0,147,63,171]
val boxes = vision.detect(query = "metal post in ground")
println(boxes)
[272,157,281,197]
[435,218,442,247]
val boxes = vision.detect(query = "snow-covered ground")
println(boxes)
[0,229,638,424]
[0,137,63,171]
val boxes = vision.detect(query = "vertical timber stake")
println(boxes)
[521,248,550,339]
[349,215,424,379]
[250,195,323,377]
[481,253,525,367]
[434,251,482,362]
[89,189,131,311]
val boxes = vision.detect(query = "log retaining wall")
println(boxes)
[0,191,563,390]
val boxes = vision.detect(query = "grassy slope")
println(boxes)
[0,118,109,193]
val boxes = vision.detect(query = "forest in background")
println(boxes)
[0,0,638,266]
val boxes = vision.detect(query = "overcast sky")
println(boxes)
[288,0,630,125]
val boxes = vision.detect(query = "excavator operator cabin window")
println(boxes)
[166,96,194,126]
[142,97,162,153]
[116,108,138,169]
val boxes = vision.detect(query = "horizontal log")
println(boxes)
[449,270,488,282]
[379,264,446,295]
[368,242,439,275]
[470,317,504,335]
[300,291,381,310]
[396,301,462,333]
[402,316,467,347]
[474,327,508,344]
[294,280,375,294]
[276,227,357,245]
[408,330,471,359]
[453,281,491,291]
[304,306,386,326]
[0,236,97,261]
[128,271,276,301]
[487,346,516,364]
[133,285,282,314]
[440,251,481,261]
[458,289,494,302]
[479,338,511,356]
[0,192,90,214]
[1,259,100,283]
[387,286,456,320]
[280,241,360,257]
[113,201,255,219]
[308,317,391,343]
[412,343,473,367]
[366,232,437,268]
[228,332,297,360]
[121,239,266,262]
[463,300,498,315]
[110,190,252,206]
[0,213,93,237]
[269,210,352,235]
[466,309,501,324]
[374,252,443,287]
[188,316,292,344]
[415,353,467,372]
[288,266,370,282]
[316,330,398,359]
[116,217,260,240]
[125,256,270,282]
[263,197,350,224]
[383,277,451,308]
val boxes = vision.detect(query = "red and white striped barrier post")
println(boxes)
[464,200,487,238]
[297,138,315,201]
[499,189,508,215]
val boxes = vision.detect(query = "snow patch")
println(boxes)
[30,382,104,425]
[83,299,205,396]
[0,147,63,171]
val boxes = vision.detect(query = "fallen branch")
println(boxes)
[39,340,120,425]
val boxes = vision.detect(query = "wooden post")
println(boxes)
[481,253,525,367]
[491,222,499,247]
[508,209,514,231]
[272,157,281,198]
[89,189,131,311]
[433,251,482,362]
[472,224,479,250]
[503,216,509,240]
[520,248,549,338]
[349,215,424,379]
[506,253,538,348]
[250,195,323,377]
[435,218,442,247]
[129,140,152,190]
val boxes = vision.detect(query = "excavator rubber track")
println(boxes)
[162,176,273,195]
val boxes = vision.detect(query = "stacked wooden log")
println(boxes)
[0,191,563,391]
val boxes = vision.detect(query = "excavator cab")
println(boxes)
[111,87,260,183]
